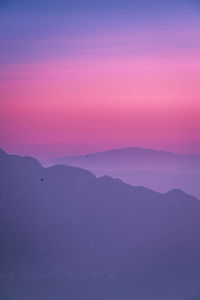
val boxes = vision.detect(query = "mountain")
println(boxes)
[43,147,200,199]
[43,147,200,173]
[93,169,200,200]
[1,148,200,299]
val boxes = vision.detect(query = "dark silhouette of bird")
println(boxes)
[40,178,44,182]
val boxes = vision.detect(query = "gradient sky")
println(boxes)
[1,0,200,159]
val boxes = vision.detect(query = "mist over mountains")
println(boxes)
[1,148,200,299]
[43,147,200,199]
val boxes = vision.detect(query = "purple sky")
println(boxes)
[1,0,200,158]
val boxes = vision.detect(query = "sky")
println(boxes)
[0,0,200,159]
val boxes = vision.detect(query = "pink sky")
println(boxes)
[1,24,200,158]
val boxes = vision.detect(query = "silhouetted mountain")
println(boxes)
[93,169,200,199]
[43,147,200,199]
[43,147,200,173]
[1,149,200,299]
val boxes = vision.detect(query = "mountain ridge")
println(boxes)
[43,146,200,161]
[42,146,200,199]
[0,148,196,199]
[1,148,200,298]
[43,146,200,172]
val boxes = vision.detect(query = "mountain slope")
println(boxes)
[43,147,200,199]
[1,149,200,299]
[93,169,200,199]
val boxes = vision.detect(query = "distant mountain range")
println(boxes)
[1,148,200,299]
[43,147,200,199]
[43,147,200,173]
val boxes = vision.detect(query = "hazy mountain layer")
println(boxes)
[43,147,200,199]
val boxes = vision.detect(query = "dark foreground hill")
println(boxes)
[1,149,200,300]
